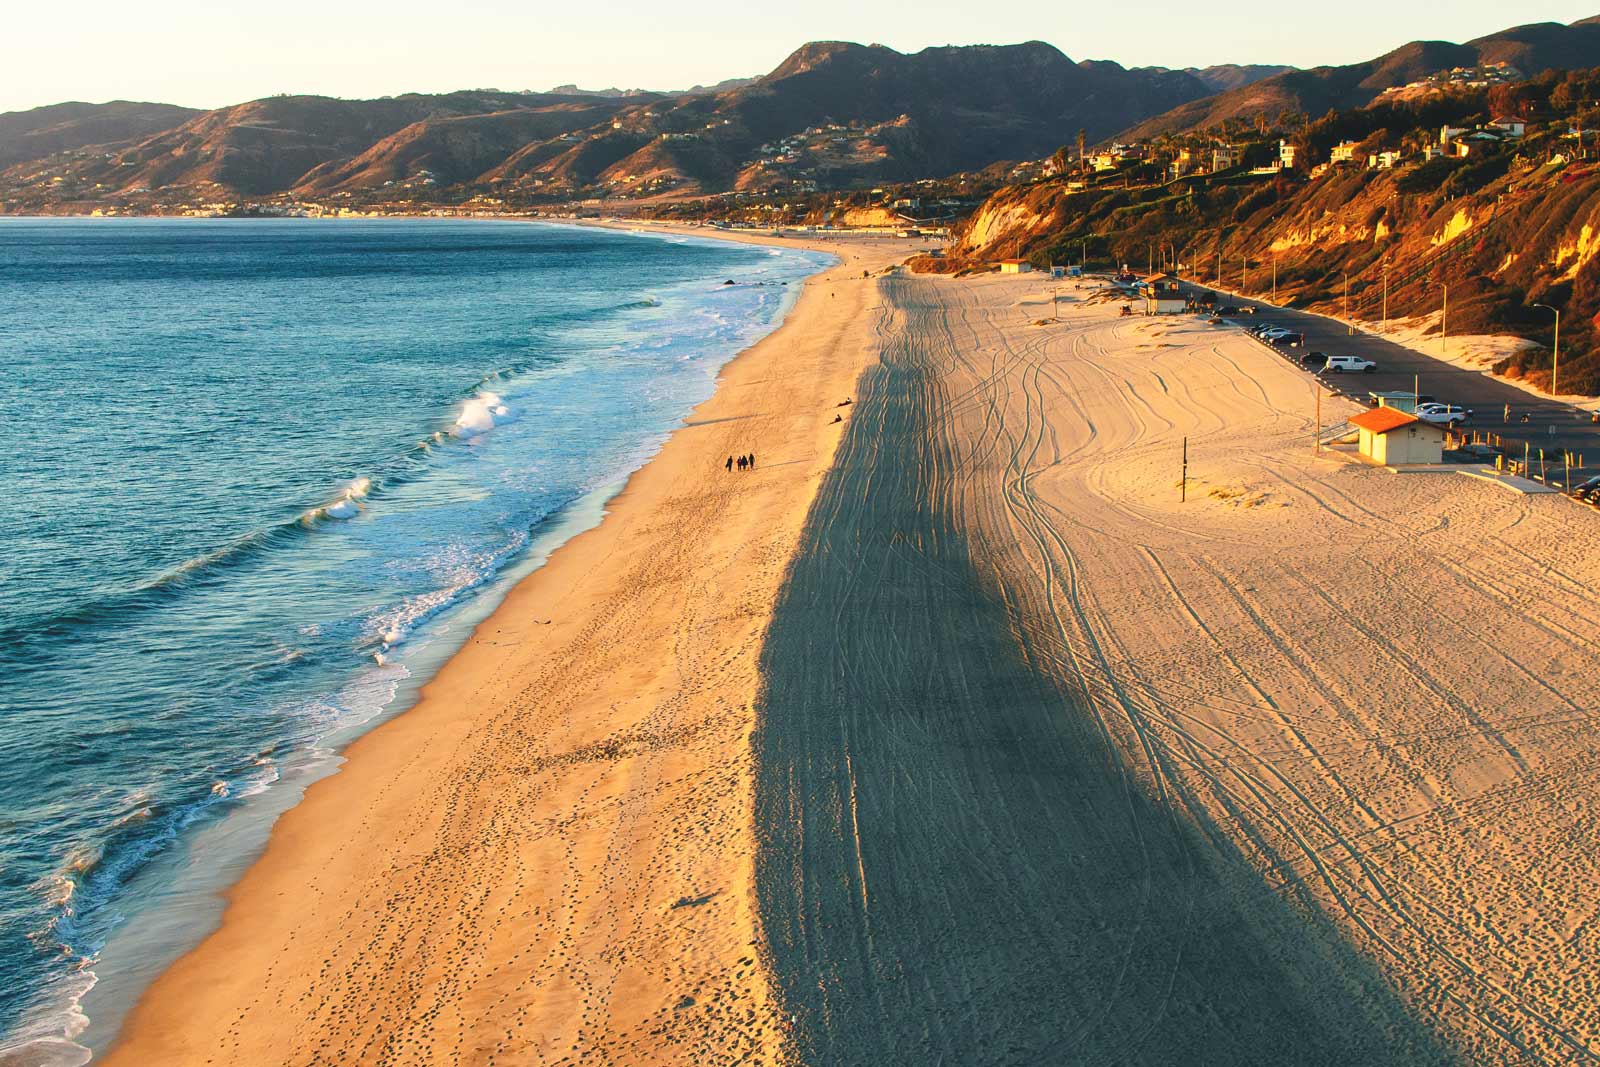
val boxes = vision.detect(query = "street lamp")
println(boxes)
[1533,302,1562,395]
[1341,271,1353,335]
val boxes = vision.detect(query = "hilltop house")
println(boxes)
[1490,117,1526,138]
[1368,150,1405,170]
[1211,145,1243,172]
[1330,141,1361,164]
[1279,140,1298,170]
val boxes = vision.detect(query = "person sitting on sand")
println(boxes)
[833,414,843,423]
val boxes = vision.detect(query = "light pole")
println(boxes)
[1216,250,1223,288]
[1242,255,1248,295]
[1382,260,1389,332]
[1272,254,1278,305]
[1533,302,1562,395]
[1341,271,1352,335]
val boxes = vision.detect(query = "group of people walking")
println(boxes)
[726,453,757,472]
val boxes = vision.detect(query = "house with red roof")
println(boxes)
[1349,407,1447,465]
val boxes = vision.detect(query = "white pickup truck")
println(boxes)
[1414,402,1473,427]
[1322,355,1376,374]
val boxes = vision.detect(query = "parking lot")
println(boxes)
[1182,283,1600,492]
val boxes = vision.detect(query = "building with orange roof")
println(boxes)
[1349,407,1446,465]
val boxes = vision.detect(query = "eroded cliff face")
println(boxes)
[928,160,1600,392]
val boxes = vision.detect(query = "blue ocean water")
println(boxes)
[0,217,830,1061]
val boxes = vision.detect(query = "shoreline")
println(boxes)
[93,224,919,1065]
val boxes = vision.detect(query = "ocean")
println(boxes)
[0,217,831,1063]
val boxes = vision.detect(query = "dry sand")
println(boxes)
[755,273,1600,1065]
[99,230,918,1067]
[102,254,1600,1067]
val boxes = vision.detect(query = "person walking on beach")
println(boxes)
[737,455,746,471]
[748,453,756,469]
[726,455,734,473]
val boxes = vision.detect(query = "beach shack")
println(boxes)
[1141,272,1185,315]
[1350,407,1446,465]
[998,259,1033,274]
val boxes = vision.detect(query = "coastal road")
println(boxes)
[1186,282,1600,481]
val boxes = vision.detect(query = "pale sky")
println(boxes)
[4,1,1596,114]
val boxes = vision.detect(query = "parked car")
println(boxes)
[1300,351,1329,369]
[1275,332,1306,348]
[1572,474,1600,500]
[1322,355,1377,374]
[1414,402,1473,427]
[1217,305,1241,315]
[1251,324,1280,337]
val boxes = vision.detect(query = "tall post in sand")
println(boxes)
[1314,385,1321,455]
[1181,436,1188,501]
[1533,302,1561,396]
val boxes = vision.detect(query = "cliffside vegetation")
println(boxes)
[928,66,1600,394]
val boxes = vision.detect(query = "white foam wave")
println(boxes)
[453,390,510,440]
[0,966,96,1067]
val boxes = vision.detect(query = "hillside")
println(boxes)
[0,42,1212,210]
[0,100,199,170]
[1122,18,1600,141]
[929,66,1600,394]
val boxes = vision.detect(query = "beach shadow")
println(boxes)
[751,277,1459,1066]
[683,414,760,428]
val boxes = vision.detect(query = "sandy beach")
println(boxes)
[99,228,917,1066]
[102,242,1600,1066]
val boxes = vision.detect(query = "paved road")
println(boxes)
[1180,282,1600,486]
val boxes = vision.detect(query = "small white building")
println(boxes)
[1490,116,1527,138]
[1330,140,1361,164]
[1279,140,1298,169]
[1141,273,1186,315]
[998,259,1033,275]
[1350,407,1446,465]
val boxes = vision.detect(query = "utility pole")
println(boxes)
[1314,383,1321,454]
[1216,250,1223,287]
[1382,260,1389,331]
[1342,271,1352,335]
[1241,255,1248,294]
[1534,302,1561,395]
[1441,282,1449,355]
[1272,255,1277,304]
